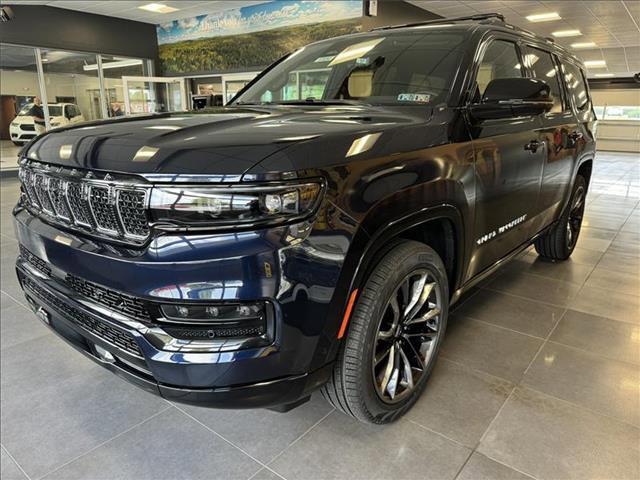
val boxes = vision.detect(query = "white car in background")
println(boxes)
[9,103,84,145]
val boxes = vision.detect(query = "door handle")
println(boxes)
[524,140,542,153]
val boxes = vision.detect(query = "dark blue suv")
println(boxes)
[13,15,595,423]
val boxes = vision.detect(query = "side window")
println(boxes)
[476,40,523,98]
[525,47,564,113]
[64,105,72,118]
[563,61,590,111]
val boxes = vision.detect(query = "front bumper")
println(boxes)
[10,126,36,143]
[13,204,354,407]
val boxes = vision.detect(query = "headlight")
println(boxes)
[149,181,323,229]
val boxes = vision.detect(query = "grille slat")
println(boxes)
[48,177,71,221]
[33,173,54,214]
[89,186,121,234]
[20,274,143,357]
[19,162,150,245]
[66,182,92,227]
[117,190,149,238]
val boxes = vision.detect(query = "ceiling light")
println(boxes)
[138,3,178,13]
[571,42,596,49]
[552,30,582,38]
[594,73,614,77]
[584,60,607,68]
[526,12,561,22]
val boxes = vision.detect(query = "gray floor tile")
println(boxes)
[1,369,170,479]
[45,407,262,480]
[584,266,639,296]
[596,250,640,276]
[1,295,52,350]
[454,289,564,338]
[0,334,95,400]
[441,316,543,383]
[456,452,534,480]
[270,411,470,480]
[550,309,640,365]
[179,393,333,463]
[535,246,602,266]
[0,448,27,480]
[573,236,613,252]
[571,285,640,325]
[406,359,513,448]
[579,226,619,242]
[523,342,640,426]
[478,387,640,480]
[505,256,594,284]
[485,270,582,307]
[250,468,284,480]
[607,240,640,257]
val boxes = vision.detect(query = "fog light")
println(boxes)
[161,302,265,323]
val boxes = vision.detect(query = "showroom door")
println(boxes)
[222,72,259,104]
[466,37,546,278]
[122,76,187,114]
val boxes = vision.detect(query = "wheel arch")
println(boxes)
[317,203,465,368]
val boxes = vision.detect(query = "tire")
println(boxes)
[534,174,587,261]
[321,240,449,424]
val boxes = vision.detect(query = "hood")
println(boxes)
[22,106,431,177]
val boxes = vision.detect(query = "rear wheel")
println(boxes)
[321,240,448,424]
[535,174,587,261]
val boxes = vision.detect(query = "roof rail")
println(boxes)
[371,13,505,31]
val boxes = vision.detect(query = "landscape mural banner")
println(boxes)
[157,0,363,75]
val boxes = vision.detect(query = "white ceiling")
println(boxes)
[5,1,267,25]
[408,1,640,78]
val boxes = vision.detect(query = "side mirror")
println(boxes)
[469,78,554,120]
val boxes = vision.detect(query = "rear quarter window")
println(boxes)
[562,61,590,111]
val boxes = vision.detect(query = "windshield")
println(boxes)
[18,104,63,116]
[234,29,466,107]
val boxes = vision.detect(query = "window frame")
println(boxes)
[560,58,591,112]
[467,34,526,105]
[520,43,569,114]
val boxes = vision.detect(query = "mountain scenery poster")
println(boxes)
[157,1,363,75]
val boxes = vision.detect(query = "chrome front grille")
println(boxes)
[19,161,150,245]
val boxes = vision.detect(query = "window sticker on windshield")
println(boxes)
[355,57,370,65]
[315,55,335,63]
[397,93,431,103]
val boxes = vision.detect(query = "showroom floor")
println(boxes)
[0,141,21,172]
[0,151,638,480]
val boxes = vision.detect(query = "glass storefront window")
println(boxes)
[100,55,147,117]
[0,44,41,147]
[595,106,640,121]
[40,49,102,123]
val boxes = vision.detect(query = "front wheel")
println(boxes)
[321,240,449,424]
[535,174,587,261]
